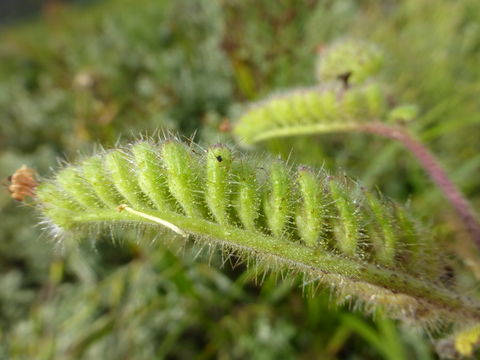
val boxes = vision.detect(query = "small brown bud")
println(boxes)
[7,165,38,202]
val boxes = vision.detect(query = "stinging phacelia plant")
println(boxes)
[233,38,408,146]
[234,38,480,250]
[34,137,480,330]
[234,81,389,145]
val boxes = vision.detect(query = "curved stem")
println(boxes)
[359,123,480,248]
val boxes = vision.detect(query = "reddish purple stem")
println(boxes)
[360,123,480,248]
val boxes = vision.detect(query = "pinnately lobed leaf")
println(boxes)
[234,82,388,145]
[233,39,480,292]
[233,39,414,146]
[36,138,480,328]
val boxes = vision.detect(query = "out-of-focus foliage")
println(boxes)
[0,0,233,150]
[1,0,479,358]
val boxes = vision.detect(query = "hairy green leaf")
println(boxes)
[34,138,480,328]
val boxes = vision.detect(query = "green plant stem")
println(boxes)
[69,206,480,321]
[246,122,480,249]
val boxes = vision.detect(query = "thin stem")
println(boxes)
[360,123,480,248]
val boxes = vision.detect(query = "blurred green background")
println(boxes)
[1,0,479,358]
